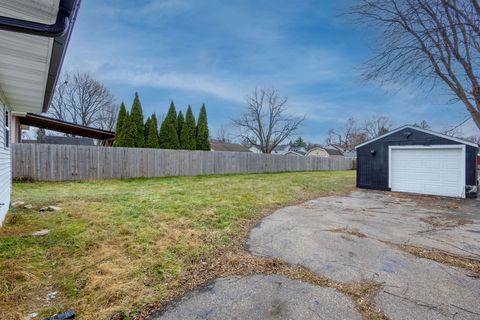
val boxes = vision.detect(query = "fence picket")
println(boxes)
[11,143,355,181]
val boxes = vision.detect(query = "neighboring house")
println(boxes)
[271,144,290,155]
[305,147,330,157]
[210,142,251,152]
[0,0,81,225]
[325,144,346,155]
[272,144,306,155]
[325,148,344,157]
[289,146,306,155]
[343,150,357,158]
[324,144,358,157]
[284,150,304,156]
[306,146,348,158]
[356,125,478,199]
[249,146,262,154]
[23,136,95,146]
[326,144,345,151]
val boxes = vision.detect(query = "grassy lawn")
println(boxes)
[0,171,355,320]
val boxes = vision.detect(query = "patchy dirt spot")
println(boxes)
[420,215,473,228]
[385,242,480,277]
[389,191,462,209]
[298,203,316,209]
[327,228,367,238]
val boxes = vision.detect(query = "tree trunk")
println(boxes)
[473,87,480,130]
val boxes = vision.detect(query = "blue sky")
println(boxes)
[62,0,477,143]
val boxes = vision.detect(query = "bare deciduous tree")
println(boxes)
[363,115,392,138]
[48,72,118,133]
[413,120,431,129]
[348,0,480,130]
[463,134,480,144]
[233,88,305,153]
[326,117,367,150]
[213,125,233,143]
[442,122,480,143]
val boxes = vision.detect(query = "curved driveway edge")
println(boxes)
[149,274,362,320]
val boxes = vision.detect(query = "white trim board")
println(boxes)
[355,125,478,149]
[388,145,466,198]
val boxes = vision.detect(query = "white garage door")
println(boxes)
[390,146,465,198]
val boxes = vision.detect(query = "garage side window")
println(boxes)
[4,108,9,149]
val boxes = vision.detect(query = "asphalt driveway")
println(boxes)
[151,191,480,320]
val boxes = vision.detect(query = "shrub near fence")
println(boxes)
[12,143,355,181]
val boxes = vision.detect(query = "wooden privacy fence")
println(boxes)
[12,143,355,181]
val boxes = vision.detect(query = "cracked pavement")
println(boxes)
[150,274,362,320]
[247,191,480,320]
[151,191,480,319]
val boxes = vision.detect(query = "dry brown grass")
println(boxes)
[0,171,356,320]
[327,227,368,238]
[420,215,473,228]
[385,242,480,277]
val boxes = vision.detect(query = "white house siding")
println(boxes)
[0,99,11,226]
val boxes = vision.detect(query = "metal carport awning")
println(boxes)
[18,113,115,141]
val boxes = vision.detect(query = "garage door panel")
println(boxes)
[390,148,464,198]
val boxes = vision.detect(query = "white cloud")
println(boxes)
[101,68,246,103]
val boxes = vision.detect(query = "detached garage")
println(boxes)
[356,125,478,198]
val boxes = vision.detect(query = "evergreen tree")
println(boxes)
[130,92,145,147]
[115,102,127,140]
[196,104,211,150]
[168,101,177,125]
[118,113,135,147]
[180,105,196,150]
[151,113,159,143]
[158,120,168,148]
[176,111,184,138]
[167,123,180,149]
[144,116,152,142]
[292,137,307,148]
[145,114,159,148]
[159,101,178,148]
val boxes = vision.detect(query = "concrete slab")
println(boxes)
[247,190,480,320]
[149,274,362,320]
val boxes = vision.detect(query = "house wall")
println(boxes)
[0,99,11,226]
[357,128,478,190]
